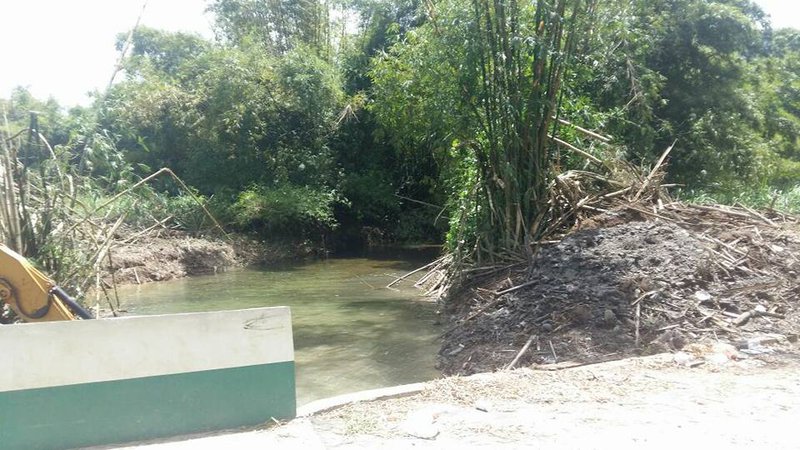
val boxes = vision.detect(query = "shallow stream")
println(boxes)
[115,249,442,405]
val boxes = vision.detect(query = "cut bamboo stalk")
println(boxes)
[506,335,536,370]
[549,135,603,164]
[554,117,613,142]
[634,140,676,201]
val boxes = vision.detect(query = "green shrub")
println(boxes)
[679,184,800,214]
[232,184,340,237]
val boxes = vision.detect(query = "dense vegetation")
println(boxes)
[2,0,799,266]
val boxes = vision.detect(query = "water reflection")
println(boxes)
[115,252,442,405]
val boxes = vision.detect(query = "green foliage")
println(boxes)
[117,26,211,79]
[0,87,71,146]
[368,0,800,259]
[331,0,445,245]
[570,0,774,186]
[442,142,481,253]
[753,28,800,166]
[341,171,400,225]
[104,30,344,193]
[100,25,353,241]
[209,0,333,55]
[77,186,215,234]
[372,0,593,262]
[681,184,800,215]
[0,107,126,291]
[232,184,340,236]
[9,0,800,265]
[167,193,216,233]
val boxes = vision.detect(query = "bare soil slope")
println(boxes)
[105,233,297,285]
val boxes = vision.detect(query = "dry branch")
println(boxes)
[554,118,613,143]
[506,335,536,370]
[634,140,676,201]
[387,256,445,288]
[549,135,603,164]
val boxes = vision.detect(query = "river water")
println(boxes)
[114,250,443,405]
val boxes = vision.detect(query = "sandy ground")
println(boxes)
[108,347,800,450]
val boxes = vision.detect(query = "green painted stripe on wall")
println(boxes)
[0,361,295,450]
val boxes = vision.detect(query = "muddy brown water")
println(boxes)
[115,249,442,406]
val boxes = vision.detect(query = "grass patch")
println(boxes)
[678,185,800,214]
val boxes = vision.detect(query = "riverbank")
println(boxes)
[107,346,800,449]
[103,232,314,285]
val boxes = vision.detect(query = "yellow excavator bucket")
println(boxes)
[0,244,77,322]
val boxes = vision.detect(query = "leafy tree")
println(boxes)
[750,28,800,187]
[119,26,211,79]
[329,0,445,244]
[102,27,346,239]
[10,0,800,257]
[1,88,71,152]
[573,0,772,186]
[209,0,333,55]
[372,0,594,262]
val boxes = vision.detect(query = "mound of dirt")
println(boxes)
[440,204,800,375]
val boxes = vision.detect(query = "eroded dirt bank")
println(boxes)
[104,233,309,285]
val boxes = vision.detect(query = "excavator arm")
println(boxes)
[0,243,93,322]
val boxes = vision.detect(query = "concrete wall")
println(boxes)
[0,307,296,449]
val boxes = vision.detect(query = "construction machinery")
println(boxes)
[0,243,93,322]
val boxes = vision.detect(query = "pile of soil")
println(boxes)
[440,203,800,375]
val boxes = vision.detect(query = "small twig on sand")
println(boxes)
[631,290,659,307]
[625,205,679,222]
[733,309,786,327]
[688,204,751,220]
[446,296,506,332]
[496,279,538,296]
[549,340,558,362]
[738,204,779,228]
[506,335,536,370]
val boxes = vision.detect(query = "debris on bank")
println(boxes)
[440,203,800,375]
